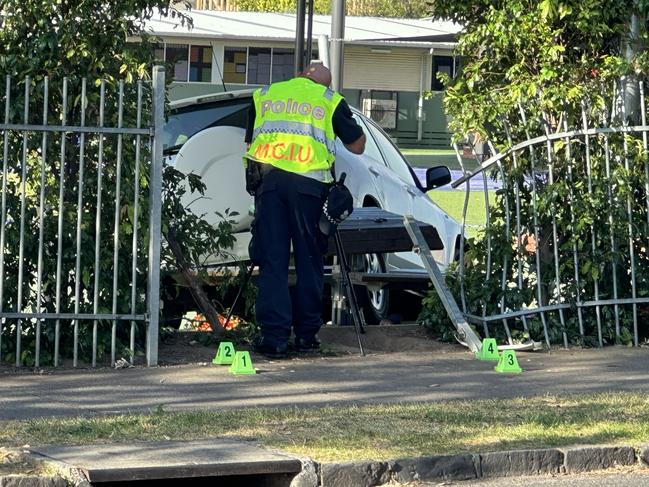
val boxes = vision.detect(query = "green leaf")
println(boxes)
[539,0,554,20]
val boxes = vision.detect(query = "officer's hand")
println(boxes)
[344,133,366,155]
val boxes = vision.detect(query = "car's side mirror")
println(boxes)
[425,166,451,190]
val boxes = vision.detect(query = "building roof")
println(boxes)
[145,9,461,45]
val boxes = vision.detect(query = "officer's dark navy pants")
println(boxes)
[252,168,329,348]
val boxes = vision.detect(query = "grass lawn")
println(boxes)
[2,393,648,463]
[400,148,456,155]
[428,190,492,233]
[399,147,478,170]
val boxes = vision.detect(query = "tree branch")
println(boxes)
[166,227,224,337]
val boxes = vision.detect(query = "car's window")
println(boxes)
[363,120,417,185]
[352,114,384,164]
[163,98,250,152]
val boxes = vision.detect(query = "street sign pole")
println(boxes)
[330,0,345,91]
[294,0,307,74]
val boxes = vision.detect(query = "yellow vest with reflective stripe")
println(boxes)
[246,77,343,180]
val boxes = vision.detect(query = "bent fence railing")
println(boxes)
[451,80,649,349]
[0,67,165,367]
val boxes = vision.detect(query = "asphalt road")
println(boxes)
[442,471,649,486]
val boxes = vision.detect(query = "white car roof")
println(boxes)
[169,88,256,110]
[169,88,364,115]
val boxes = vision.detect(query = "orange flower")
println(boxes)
[218,313,241,330]
[524,234,537,254]
[514,233,537,255]
[194,314,213,332]
[193,312,242,331]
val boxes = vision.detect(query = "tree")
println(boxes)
[227,0,431,18]
[0,1,236,365]
[420,1,649,346]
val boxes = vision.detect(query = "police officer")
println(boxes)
[245,63,366,359]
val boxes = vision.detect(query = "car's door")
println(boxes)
[361,118,454,267]
[354,116,413,218]
[362,119,419,208]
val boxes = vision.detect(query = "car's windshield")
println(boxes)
[163,98,250,152]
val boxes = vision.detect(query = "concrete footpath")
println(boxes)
[1,342,648,420]
[2,333,649,486]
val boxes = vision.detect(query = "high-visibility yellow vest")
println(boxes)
[246,77,343,182]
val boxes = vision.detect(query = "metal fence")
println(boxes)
[450,79,649,349]
[0,67,164,368]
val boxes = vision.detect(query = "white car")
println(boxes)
[163,89,462,324]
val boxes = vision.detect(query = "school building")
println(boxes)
[144,9,461,148]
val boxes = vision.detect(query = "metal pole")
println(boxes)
[602,109,620,339]
[111,81,125,368]
[453,143,469,316]
[147,66,165,367]
[305,0,315,64]
[73,79,88,368]
[519,104,551,347]
[16,77,30,367]
[92,80,106,368]
[541,112,568,348]
[581,103,603,346]
[131,81,143,360]
[294,0,307,74]
[495,159,513,345]
[54,77,69,367]
[35,76,49,368]
[404,216,482,354]
[564,113,585,342]
[0,76,9,365]
[621,80,639,346]
[330,0,345,91]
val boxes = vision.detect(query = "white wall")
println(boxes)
[343,46,424,92]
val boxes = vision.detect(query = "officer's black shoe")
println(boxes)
[251,337,288,359]
[294,336,321,353]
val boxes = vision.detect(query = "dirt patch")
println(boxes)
[0,448,57,476]
[158,325,463,365]
[318,324,462,354]
[159,332,220,365]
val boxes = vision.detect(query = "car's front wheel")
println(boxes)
[352,252,390,325]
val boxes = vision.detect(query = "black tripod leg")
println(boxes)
[334,229,365,356]
[222,263,255,329]
[334,231,366,334]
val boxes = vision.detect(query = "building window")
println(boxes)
[155,43,212,82]
[248,47,271,84]
[221,46,319,86]
[223,47,247,83]
[190,46,213,82]
[166,44,189,82]
[431,55,454,91]
[271,48,295,82]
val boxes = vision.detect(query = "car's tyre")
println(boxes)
[351,252,390,325]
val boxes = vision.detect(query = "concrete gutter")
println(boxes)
[4,444,649,486]
[303,445,647,486]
